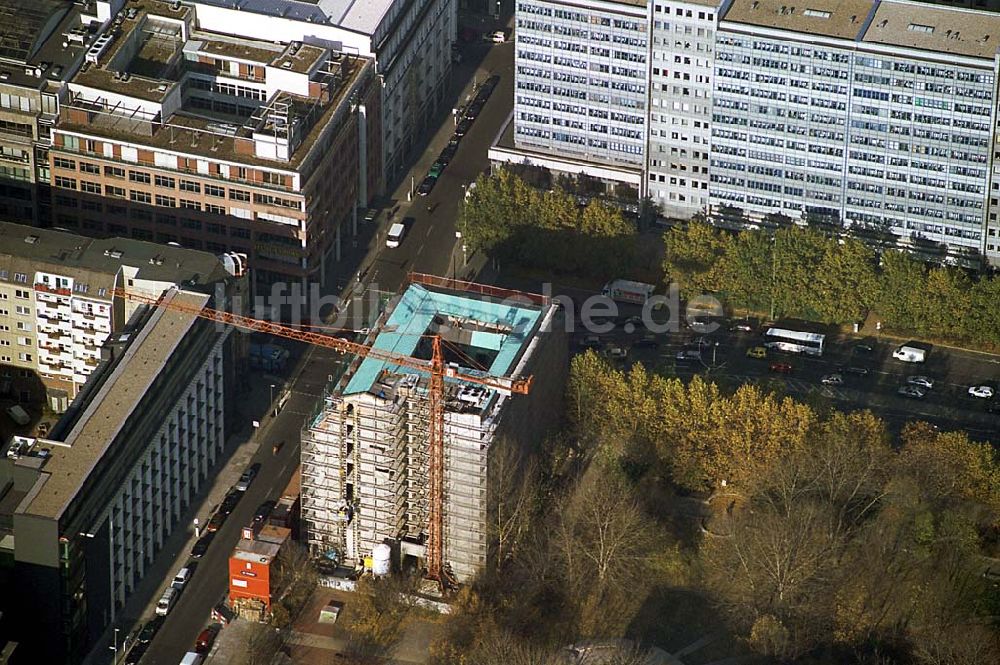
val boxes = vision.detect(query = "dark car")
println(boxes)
[479,74,500,97]
[123,641,149,665]
[191,532,214,558]
[633,334,660,349]
[854,342,876,354]
[220,489,241,515]
[253,500,277,524]
[136,616,165,645]
[769,362,793,374]
[440,142,459,162]
[465,100,485,121]
[455,118,473,137]
[838,365,871,377]
[417,176,437,196]
[195,625,220,654]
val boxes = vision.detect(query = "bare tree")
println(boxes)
[271,540,317,618]
[552,468,660,636]
[234,622,281,665]
[487,437,539,570]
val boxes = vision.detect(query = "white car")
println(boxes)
[386,222,405,248]
[489,30,506,43]
[906,376,934,390]
[969,385,995,399]
[821,374,843,386]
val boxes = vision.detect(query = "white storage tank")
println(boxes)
[372,543,391,577]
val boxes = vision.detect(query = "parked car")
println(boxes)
[123,642,149,665]
[136,616,165,644]
[362,208,378,224]
[440,142,459,163]
[455,118,473,137]
[464,100,485,121]
[579,335,602,351]
[480,74,501,96]
[606,345,628,360]
[190,533,214,558]
[206,511,226,533]
[235,463,260,492]
[676,349,702,362]
[821,373,843,386]
[854,342,876,354]
[172,567,192,590]
[906,376,935,390]
[386,222,406,248]
[746,346,767,359]
[633,334,660,349]
[838,365,870,376]
[428,161,445,178]
[195,626,220,654]
[219,489,241,515]
[898,385,927,399]
[253,500,277,524]
[489,30,506,43]
[155,588,179,616]
[969,385,995,399]
[769,362,793,374]
[417,175,437,196]
[730,322,754,333]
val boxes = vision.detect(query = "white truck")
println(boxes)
[601,279,655,305]
[892,345,926,363]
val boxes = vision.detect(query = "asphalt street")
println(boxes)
[130,16,517,665]
[568,311,1000,442]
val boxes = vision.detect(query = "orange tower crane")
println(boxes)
[114,275,536,585]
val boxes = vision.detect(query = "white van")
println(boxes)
[156,587,178,616]
[179,652,204,665]
[386,222,406,248]
[892,345,926,363]
[171,567,191,590]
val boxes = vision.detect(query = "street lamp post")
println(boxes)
[270,383,276,417]
[109,627,119,663]
[769,235,778,321]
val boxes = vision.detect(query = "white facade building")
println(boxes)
[712,0,1000,263]
[0,222,242,405]
[647,1,719,218]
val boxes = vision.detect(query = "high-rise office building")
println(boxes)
[712,0,1000,264]
[498,0,1000,265]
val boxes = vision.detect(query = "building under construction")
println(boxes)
[300,276,566,583]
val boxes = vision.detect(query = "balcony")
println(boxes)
[35,283,71,297]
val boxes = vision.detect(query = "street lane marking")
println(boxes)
[426,225,434,237]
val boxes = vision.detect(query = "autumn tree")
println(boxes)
[662,221,728,297]
[343,574,419,663]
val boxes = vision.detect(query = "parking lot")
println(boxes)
[570,310,1000,441]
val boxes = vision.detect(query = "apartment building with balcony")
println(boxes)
[48,0,381,296]
[0,221,245,406]
[1,287,234,664]
[188,0,456,186]
[0,0,96,225]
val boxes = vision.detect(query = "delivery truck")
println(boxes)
[601,279,655,305]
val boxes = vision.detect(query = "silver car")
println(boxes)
[821,374,843,386]
[906,376,934,390]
